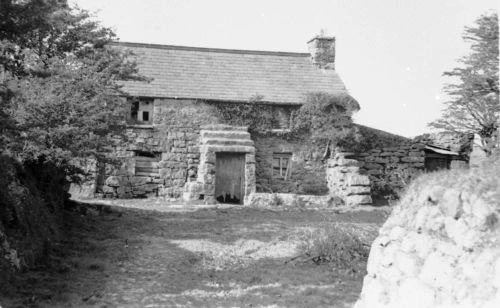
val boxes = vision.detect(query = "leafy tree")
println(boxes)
[430,12,499,156]
[0,0,144,179]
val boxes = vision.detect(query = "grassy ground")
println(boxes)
[0,200,388,308]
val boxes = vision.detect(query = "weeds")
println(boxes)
[269,194,284,206]
[297,222,370,271]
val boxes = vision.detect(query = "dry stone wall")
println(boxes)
[355,160,500,308]
[356,143,426,200]
[326,144,426,207]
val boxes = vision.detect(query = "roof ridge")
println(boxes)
[110,41,311,57]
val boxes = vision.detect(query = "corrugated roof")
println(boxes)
[111,42,348,104]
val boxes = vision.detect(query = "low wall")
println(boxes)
[355,143,426,201]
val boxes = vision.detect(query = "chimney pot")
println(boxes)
[307,35,336,69]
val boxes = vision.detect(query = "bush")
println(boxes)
[297,222,370,270]
[326,195,344,207]
[269,193,284,206]
[290,196,306,208]
[292,92,360,146]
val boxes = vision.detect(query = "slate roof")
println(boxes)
[112,41,349,105]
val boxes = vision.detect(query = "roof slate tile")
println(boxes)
[112,42,348,104]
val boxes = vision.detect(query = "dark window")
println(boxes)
[131,101,139,120]
[273,152,292,179]
[135,151,160,176]
[128,97,153,124]
[424,155,450,172]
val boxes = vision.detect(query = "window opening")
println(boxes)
[128,97,153,124]
[134,151,160,176]
[272,152,292,179]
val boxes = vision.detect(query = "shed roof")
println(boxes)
[112,42,349,104]
[425,145,460,156]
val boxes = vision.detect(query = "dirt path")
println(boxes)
[1,201,387,308]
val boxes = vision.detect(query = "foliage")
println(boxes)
[429,12,499,156]
[326,195,344,207]
[297,222,369,271]
[290,196,307,208]
[208,92,360,148]
[0,0,144,179]
[292,92,360,148]
[370,166,423,205]
[204,95,282,134]
[269,193,284,206]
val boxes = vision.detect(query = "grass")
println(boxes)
[0,202,386,308]
[296,222,371,273]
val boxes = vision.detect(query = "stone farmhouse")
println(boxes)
[95,36,353,204]
[90,36,471,206]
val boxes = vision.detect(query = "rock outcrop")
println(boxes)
[355,158,500,308]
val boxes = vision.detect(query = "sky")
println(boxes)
[71,0,498,137]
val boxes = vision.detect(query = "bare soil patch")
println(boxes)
[0,201,387,308]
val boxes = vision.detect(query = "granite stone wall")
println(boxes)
[326,152,372,206]
[356,143,426,199]
[325,143,427,206]
[253,134,329,195]
[98,99,221,199]
[97,100,330,200]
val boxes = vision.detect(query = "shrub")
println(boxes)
[290,196,306,208]
[297,222,370,270]
[292,92,360,147]
[269,193,284,206]
[326,195,344,207]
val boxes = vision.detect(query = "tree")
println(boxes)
[430,12,499,156]
[0,0,144,179]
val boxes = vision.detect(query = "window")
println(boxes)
[272,106,292,130]
[272,152,292,179]
[128,97,153,124]
[135,151,160,176]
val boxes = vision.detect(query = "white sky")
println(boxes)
[71,0,498,137]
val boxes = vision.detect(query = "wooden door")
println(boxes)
[215,153,245,204]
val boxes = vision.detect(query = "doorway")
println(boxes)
[215,153,245,204]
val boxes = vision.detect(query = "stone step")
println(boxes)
[200,124,248,131]
[200,130,251,140]
[202,138,254,147]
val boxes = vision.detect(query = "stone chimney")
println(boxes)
[307,35,336,69]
